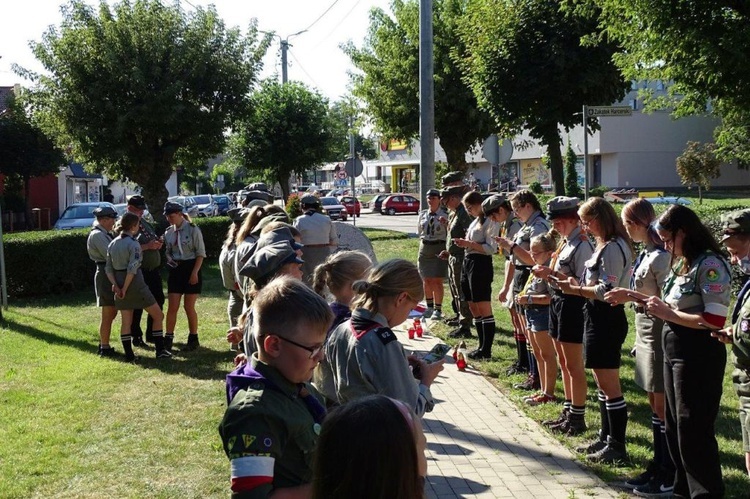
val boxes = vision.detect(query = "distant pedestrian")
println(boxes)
[294,195,338,284]
[163,201,206,352]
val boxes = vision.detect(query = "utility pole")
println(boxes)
[419,0,435,211]
[280,39,289,83]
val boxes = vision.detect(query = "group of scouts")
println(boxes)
[86,195,206,361]
[420,172,750,498]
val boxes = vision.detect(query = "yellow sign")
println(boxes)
[388,139,408,151]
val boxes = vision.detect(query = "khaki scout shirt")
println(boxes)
[465,217,500,256]
[550,226,594,292]
[631,243,671,297]
[583,237,633,301]
[87,224,113,263]
[106,234,142,275]
[293,211,338,246]
[417,207,448,242]
[663,252,731,318]
[511,211,550,266]
[134,217,161,271]
[731,279,750,393]
[219,357,321,497]
[164,221,206,261]
[446,204,473,257]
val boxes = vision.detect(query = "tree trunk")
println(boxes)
[132,157,173,231]
[541,127,565,196]
[23,174,32,229]
[278,172,290,204]
[698,185,703,204]
[443,144,468,173]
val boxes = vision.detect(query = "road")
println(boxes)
[346,210,418,236]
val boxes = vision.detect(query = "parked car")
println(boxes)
[168,196,200,218]
[113,203,156,225]
[338,196,361,217]
[319,196,348,221]
[370,194,391,214]
[381,194,420,215]
[53,202,117,230]
[192,194,219,217]
[213,194,232,215]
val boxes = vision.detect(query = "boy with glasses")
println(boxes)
[219,277,333,499]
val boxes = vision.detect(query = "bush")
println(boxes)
[529,181,544,194]
[285,193,302,219]
[192,216,232,259]
[589,185,609,198]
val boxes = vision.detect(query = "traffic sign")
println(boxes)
[344,158,364,177]
[586,106,633,117]
[337,170,348,180]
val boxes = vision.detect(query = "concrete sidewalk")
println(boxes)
[398,323,620,499]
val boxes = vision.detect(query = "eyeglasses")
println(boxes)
[581,217,597,227]
[270,334,324,359]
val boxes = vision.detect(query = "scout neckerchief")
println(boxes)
[549,238,567,272]
[173,221,185,257]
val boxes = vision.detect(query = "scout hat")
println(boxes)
[163,201,184,215]
[93,206,117,218]
[720,208,750,241]
[127,195,147,209]
[547,196,580,219]
[227,207,251,223]
[253,211,292,235]
[481,194,507,215]
[426,188,441,198]
[257,226,304,252]
[300,194,320,207]
[440,185,465,199]
[238,241,304,286]
[441,171,464,186]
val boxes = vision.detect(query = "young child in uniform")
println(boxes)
[106,212,169,361]
[219,277,333,499]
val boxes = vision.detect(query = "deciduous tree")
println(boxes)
[21,0,269,222]
[228,80,335,201]
[459,0,628,195]
[676,141,721,205]
[343,0,495,171]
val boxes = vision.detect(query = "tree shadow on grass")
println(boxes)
[2,316,232,382]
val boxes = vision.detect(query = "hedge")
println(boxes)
[1,216,233,298]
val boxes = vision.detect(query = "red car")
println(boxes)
[338,196,361,217]
[381,194,420,215]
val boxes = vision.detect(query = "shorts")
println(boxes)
[418,241,448,278]
[167,259,203,294]
[549,293,585,343]
[524,306,550,332]
[512,267,532,315]
[113,270,157,310]
[583,300,627,369]
[633,312,666,393]
[94,265,115,307]
[461,254,493,303]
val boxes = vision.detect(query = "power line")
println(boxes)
[312,0,364,50]
[287,48,320,89]
[301,0,341,33]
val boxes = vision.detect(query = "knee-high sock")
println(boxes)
[598,390,610,440]
[121,333,134,358]
[606,395,628,444]
[527,343,538,379]
[481,316,495,354]
[474,317,484,351]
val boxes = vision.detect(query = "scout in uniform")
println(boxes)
[125,195,164,346]
[496,190,551,387]
[416,188,449,320]
[219,277,333,499]
[293,195,338,285]
[454,192,500,359]
[87,206,118,356]
[604,199,674,495]
[531,196,593,432]
[437,185,474,338]
[644,204,731,497]
[556,197,633,454]
[221,208,251,349]
[106,212,170,361]
[325,259,444,416]
[715,208,750,480]
[164,201,207,352]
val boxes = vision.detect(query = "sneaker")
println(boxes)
[443,315,459,325]
[633,475,674,497]
[523,391,544,402]
[505,362,528,376]
[576,439,607,454]
[431,310,443,321]
[513,374,539,391]
[587,436,628,464]
[447,328,473,339]
[132,336,146,347]
[624,464,657,488]
[552,416,587,436]
[422,307,434,319]
[543,409,569,427]
[156,349,173,359]
[526,393,556,406]
[468,349,490,360]
[124,352,137,363]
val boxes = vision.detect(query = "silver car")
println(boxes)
[192,194,219,217]
[53,202,117,230]
[167,196,200,218]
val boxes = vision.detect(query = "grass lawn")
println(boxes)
[1,223,749,497]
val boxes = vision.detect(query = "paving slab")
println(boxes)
[398,322,621,498]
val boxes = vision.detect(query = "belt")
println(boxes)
[516,265,532,270]
[422,240,446,245]
[113,268,127,272]
[305,243,330,248]
[634,305,647,314]
[94,261,106,265]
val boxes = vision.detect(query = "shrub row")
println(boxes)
[2,216,234,298]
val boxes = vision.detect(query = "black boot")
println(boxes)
[121,334,135,362]
[153,331,171,359]
[183,333,200,352]
[587,435,628,464]
[164,333,175,353]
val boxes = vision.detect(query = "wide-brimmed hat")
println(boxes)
[227,207,251,223]
[440,185,465,199]
[481,194,507,215]
[426,188,441,198]
[441,171,464,186]
[300,194,320,207]
[127,195,147,209]
[238,241,304,285]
